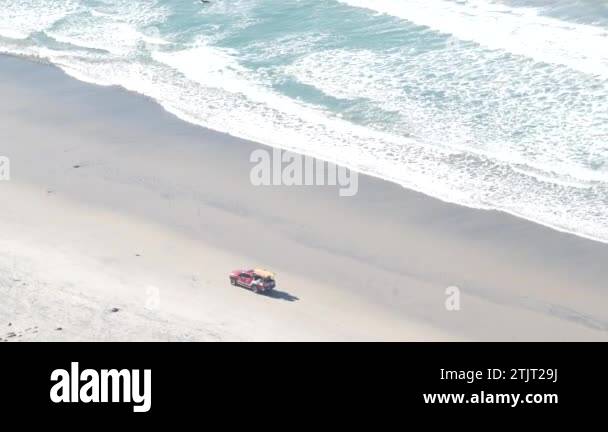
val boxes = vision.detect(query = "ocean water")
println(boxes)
[1,0,607,242]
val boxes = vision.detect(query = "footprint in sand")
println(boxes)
[2,325,40,341]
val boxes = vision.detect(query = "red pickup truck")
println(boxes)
[229,269,276,294]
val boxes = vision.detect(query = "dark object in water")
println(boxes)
[110,307,120,313]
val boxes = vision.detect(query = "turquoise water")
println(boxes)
[1,0,607,242]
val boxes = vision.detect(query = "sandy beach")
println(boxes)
[1,54,607,341]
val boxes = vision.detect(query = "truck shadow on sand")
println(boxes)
[265,289,299,302]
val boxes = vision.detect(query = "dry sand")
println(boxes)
[1,55,607,341]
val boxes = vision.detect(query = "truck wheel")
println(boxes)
[230,278,237,286]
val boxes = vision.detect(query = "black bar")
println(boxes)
[0,343,605,418]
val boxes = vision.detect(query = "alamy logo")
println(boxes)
[0,156,9,181]
[445,286,461,311]
[250,148,358,197]
[50,362,152,413]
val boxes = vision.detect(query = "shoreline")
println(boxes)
[1,54,608,341]
[2,51,605,246]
